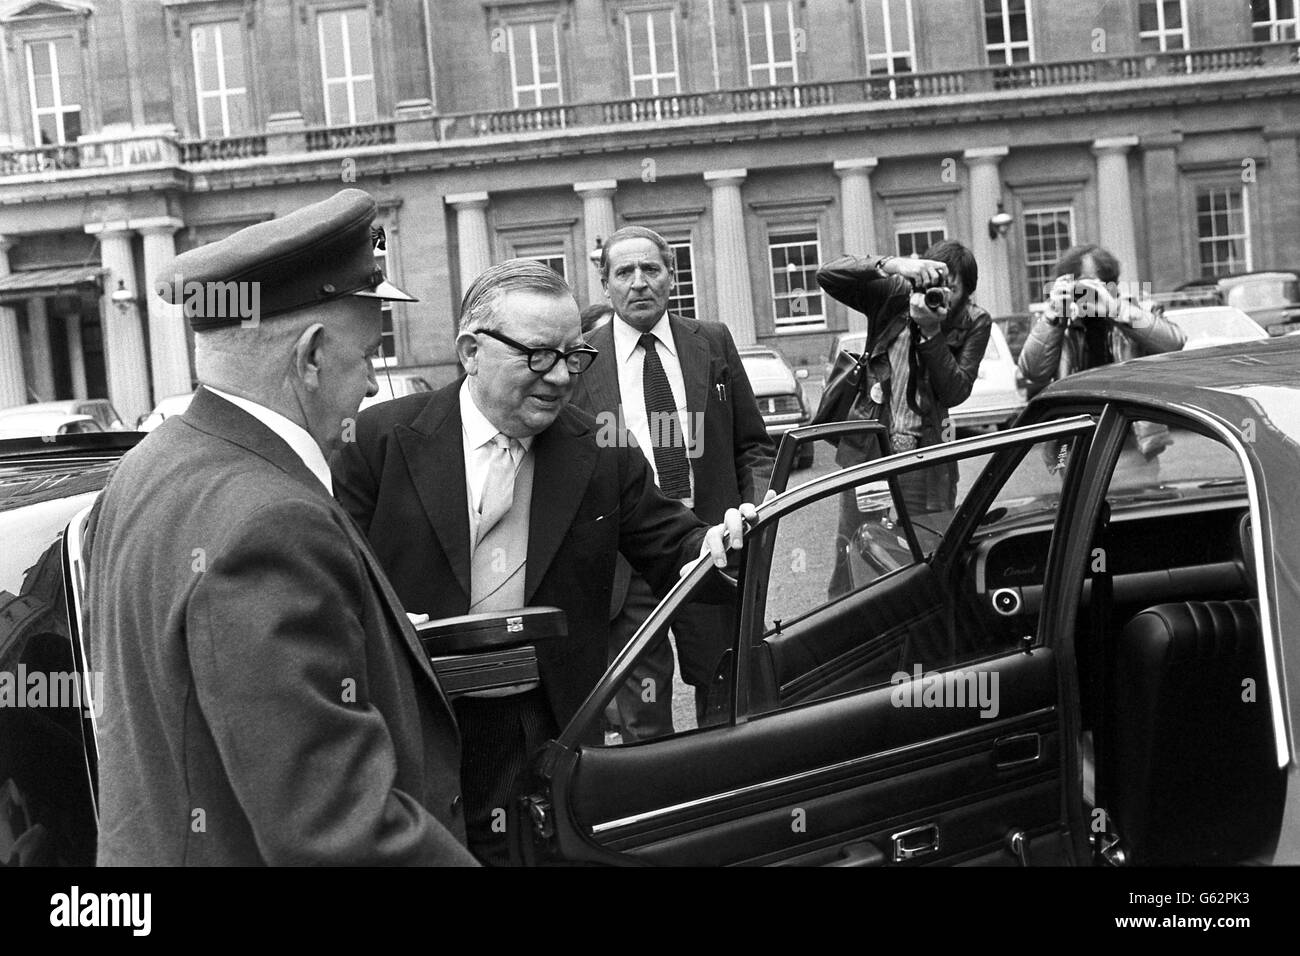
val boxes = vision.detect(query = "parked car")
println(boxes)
[829,321,1026,434]
[1176,272,1300,335]
[137,392,195,432]
[0,412,103,439]
[11,340,1300,866]
[0,399,124,434]
[359,370,435,411]
[737,346,813,469]
[1165,305,1270,350]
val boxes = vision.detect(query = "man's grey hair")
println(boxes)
[598,225,675,282]
[458,258,574,335]
[193,311,319,385]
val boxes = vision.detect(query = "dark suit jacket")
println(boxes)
[571,313,774,523]
[87,387,476,866]
[330,383,710,727]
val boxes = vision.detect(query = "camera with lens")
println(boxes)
[922,286,951,312]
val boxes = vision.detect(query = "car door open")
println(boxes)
[522,415,1098,866]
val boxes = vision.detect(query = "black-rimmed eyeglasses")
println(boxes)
[475,327,599,374]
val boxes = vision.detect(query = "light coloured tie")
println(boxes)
[476,433,519,546]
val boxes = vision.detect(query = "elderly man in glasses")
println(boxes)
[332,258,754,865]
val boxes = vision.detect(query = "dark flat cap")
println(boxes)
[157,188,416,331]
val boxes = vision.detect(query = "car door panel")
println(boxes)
[559,649,1064,866]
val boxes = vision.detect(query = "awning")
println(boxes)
[0,266,104,301]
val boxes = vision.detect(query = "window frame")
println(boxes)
[860,0,915,78]
[1021,205,1075,306]
[24,35,83,146]
[983,0,1035,66]
[1251,0,1298,41]
[766,225,827,333]
[506,18,565,108]
[190,19,252,140]
[741,0,800,88]
[623,5,682,97]
[1194,184,1254,279]
[1137,0,1190,52]
[667,239,697,320]
[316,5,379,127]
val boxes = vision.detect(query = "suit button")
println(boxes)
[450,794,463,815]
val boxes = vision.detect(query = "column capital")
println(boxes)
[1091,135,1140,156]
[573,179,618,196]
[85,220,134,238]
[131,216,185,236]
[963,146,1009,166]
[704,168,748,188]
[444,191,489,209]
[833,157,878,176]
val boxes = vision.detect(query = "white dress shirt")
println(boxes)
[459,378,533,541]
[205,386,334,494]
[612,312,694,507]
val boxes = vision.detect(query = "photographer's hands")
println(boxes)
[886,256,948,288]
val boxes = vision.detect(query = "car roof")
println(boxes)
[1037,337,1300,423]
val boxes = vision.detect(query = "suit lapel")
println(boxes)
[672,314,710,420]
[394,395,472,602]
[582,322,623,415]
[524,407,598,601]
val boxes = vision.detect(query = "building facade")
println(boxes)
[1,0,1298,424]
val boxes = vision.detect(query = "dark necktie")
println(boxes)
[639,333,691,500]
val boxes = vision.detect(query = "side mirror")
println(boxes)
[795,368,809,380]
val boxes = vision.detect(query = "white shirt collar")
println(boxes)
[205,386,334,494]
[613,312,676,366]
[458,378,534,453]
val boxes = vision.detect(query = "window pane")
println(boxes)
[54,38,82,105]
[1139,1,1160,32]
[352,78,377,122]
[327,84,349,125]
[669,242,697,319]
[321,12,347,79]
[347,11,374,74]
[221,22,247,89]
[1163,0,1183,28]
[193,26,219,92]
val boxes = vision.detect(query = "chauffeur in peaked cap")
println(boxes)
[87,188,478,866]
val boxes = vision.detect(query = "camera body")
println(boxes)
[922,286,951,312]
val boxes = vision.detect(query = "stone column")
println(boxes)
[445,192,493,305]
[834,158,880,332]
[25,296,55,401]
[704,169,756,345]
[574,180,618,304]
[64,313,88,400]
[1092,136,1141,280]
[1264,127,1300,271]
[1140,132,1185,292]
[87,223,151,425]
[964,147,1013,318]
[137,217,192,400]
[0,236,27,407]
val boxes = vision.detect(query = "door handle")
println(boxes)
[995,732,1041,769]
[891,822,939,862]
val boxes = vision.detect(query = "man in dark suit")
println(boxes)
[87,189,477,865]
[331,258,754,865]
[570,226,773,740]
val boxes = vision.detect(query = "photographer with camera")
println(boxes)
[1018,243,1184,458]
[817,240,990,597]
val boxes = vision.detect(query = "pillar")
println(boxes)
[574,179,618,304]
[64,313,87,400]
[1092,136,1141,281]
[964,147,1013,318]
[834,157,880,332]
[25,296,55,401]
[704,169,756,345]
[1264,127,1300,271]
[0,236,27,407]
[1140,132,1185,292]
[137,217,192,400]
[445,192,493,306]
[87,223,151,424]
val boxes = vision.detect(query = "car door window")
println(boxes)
[747,432,1087,718]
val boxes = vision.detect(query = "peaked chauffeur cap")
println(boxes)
[157,188,417,331]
